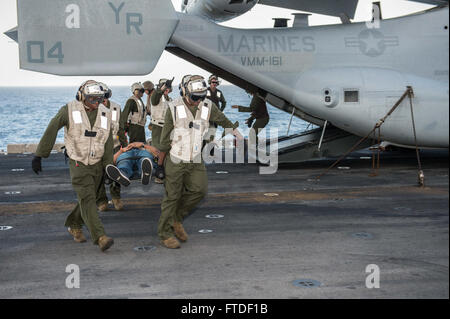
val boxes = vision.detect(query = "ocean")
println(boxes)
[0,86,312,152]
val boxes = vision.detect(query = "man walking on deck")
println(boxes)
[31,80,115,252]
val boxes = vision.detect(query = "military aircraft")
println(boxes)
[180,0,359,22]
[4,0,449,162]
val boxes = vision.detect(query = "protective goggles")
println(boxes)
[85,95,104,104]
[190,94,206,102]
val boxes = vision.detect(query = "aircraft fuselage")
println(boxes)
[170,7,449,148]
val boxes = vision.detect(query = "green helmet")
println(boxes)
[143,81,154,91]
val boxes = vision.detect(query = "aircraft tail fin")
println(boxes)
[16,0,178,76]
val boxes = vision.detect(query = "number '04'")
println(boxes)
[26,41,64,64]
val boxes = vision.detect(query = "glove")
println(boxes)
[245,117,255,128]
[32,156,42,175]
[165,77,175,89]
[154,166,165,180]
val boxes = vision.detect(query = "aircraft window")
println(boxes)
[344,90,359,103]
[229,0,244,4]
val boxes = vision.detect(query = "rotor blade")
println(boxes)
[407,0,448,5]
[258,0,359,19]
[16,0,178,76]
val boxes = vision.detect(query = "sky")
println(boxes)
[0,0,433,87]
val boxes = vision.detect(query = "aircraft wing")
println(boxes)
[258,0,359,19]
[13,0,178,76]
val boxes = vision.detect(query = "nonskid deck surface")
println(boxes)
[0,150,448,298]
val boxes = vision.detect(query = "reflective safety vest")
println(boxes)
[127,95,146,127]
[206,88,222,99]
[65,100,111,166]
[168,97,212,163]
[206,88,222,106]
[151,95,172,127]
[109,101,121,149]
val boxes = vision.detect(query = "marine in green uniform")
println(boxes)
[150,78,173,150]
[31,80,115,252]
[156,75,243,249]
[150,78,174,184]
[205,75,227,149]
[206,75,227,112]
[96,83,123,211]
[232,93,270,139]
[119,82,147,146]
[143,80,155,130]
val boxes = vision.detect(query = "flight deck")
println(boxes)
[0,149,448,298]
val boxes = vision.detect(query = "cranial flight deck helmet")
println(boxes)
[208,74,221,85]
[158,77,175,92]
[131,82,145,94]
[184,75,208,102]
[143,81,154,92]
[76,80,105,104]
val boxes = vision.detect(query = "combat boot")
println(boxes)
[161,237,180,249]
[173,222,188,242]
[68,227,87,243]
[112,198,123,211]
[98,235,114,252]
[98,202,108,212]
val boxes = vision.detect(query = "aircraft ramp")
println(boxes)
[272,125,375,163]
[217,125,374,164]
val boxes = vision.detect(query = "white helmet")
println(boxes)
[208,74,221,85]
[76,80,105,102]
[185,75,207,101]
[131,82,144,94]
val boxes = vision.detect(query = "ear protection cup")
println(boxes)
[76,81,88,101]
[180,75,192,97]
[76,80,100,102]
[179,85,187,97]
